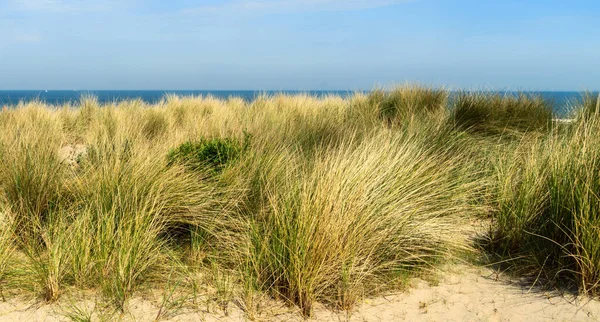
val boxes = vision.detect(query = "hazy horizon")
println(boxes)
[1,0,599,91]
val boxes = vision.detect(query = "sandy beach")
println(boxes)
[1,263,597,322]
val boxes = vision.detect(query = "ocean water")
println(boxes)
[0,90,592,115]
[0,90,354,105]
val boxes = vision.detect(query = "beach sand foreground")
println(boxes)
[0,264,597,321]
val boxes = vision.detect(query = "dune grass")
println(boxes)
[240,129,481,315]
[368,85,448,124]
[485,103,600,294]
[3,85,600,318]
[576,92,600,121]
[451,91,553,135]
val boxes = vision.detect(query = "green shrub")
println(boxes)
[167,134,250,174]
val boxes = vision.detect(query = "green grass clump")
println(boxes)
[452,91,553,135]
[167,135,250,174]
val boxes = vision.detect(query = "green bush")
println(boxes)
[167,135,250,174]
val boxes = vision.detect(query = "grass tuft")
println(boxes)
[368,85,448,124]
[242,130,480,316]
[167,134,250,174]
[452,91,553,135]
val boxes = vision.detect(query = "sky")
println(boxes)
[0,0,599,90]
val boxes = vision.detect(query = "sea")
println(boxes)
[0,90,594,116]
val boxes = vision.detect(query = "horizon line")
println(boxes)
[0,89,597,92]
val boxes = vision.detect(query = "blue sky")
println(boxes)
[0,0,599,90]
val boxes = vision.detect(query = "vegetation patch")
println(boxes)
[2,88,600,320]
[167,134,250,174]
[368,85,448,124]
[576,92,600,122]
[486,112,600,294]
[451,91,553,134]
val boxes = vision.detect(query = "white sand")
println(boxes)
[1,264,597,321]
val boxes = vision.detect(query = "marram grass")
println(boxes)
[242,129,481,315]
[486,105,600,294]
[451,91,553,135]
[1,86,600,318]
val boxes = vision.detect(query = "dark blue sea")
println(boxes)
[0,90,593,115]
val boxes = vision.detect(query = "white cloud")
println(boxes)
[182,0,412,15]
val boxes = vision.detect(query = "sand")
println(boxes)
[0,263,597,322]
[341,265,598,322]
[58,144,87,168]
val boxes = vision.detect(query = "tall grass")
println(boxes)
[4,85,600,319]
[452,91,553,134]
[64,150,229,308]
[487,101,600,294]
[242,129,481,315]
[368,85,448,124]
[0,206,14,299]
[0,102,237,306]
[575,92,600,121]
